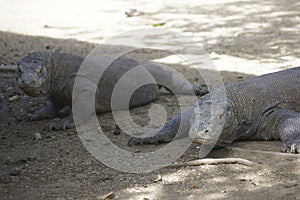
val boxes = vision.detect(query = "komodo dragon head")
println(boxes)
[188,89,235,148]
[16,52,50,97]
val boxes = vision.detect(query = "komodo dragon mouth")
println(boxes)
[20,85,48,97]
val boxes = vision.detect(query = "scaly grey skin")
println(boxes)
[16,51,207,130]
[129,67,300,153]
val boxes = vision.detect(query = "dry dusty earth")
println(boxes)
[0,0,300,199]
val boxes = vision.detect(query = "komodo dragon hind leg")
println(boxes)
[143,63,208,96]
[259,108,300,154]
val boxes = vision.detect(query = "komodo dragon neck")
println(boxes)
[39,51,84,96]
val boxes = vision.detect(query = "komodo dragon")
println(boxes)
[16,51,207,130]
[129,67,300,154]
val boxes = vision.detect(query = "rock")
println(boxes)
[9,167,22,176]
[34,132,42,141]
[113,125,121,135]
[8,95,20,102]
[125,8,142,17]
[101,192,115,199]
[152,175,162,183]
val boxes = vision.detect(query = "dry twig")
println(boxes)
[168,157,258,168]
[0,65,17,72]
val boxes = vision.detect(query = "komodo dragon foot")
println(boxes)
[258,108,300,154]
[43,115,74,131]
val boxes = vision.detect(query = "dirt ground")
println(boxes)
[1,0,300,200]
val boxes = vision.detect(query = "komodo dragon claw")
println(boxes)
[281,140,300,154]
[44,117,74,131]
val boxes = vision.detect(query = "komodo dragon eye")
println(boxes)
[35,65,43,74]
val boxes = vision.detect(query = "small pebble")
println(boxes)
[8,95,20,102]
[113,125,121,135]
[191,183,200,189]
[9,167,21,176]
[152,175,162,183]
[101,192,115,199]
[125,8,142,17]
[35,132,42,141]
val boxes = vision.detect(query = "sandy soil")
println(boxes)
[0,0,300,199]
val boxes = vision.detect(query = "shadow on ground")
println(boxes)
[155,0,300,63]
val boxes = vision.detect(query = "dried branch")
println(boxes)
[168,157,258,168]
[0,65,17,72]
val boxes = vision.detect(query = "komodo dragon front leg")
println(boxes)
[45,78,99,131]
[20,77,99,131]
[22,96,65,121]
